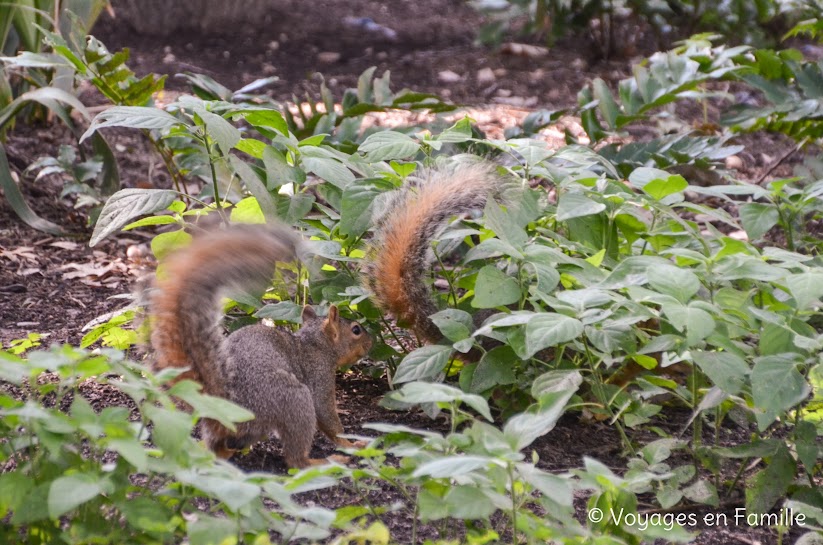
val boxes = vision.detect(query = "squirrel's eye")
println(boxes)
[351,324,362,336]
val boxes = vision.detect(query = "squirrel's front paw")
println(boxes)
[335,437,368,449]
[327,454,351,465]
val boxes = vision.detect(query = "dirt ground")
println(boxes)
[0,0,810,543]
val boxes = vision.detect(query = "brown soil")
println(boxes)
[0,1,810,543]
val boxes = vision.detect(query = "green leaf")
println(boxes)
[524,313,584,358]
[359,131,420,162]
[91,132,121,197]
[275,192,315,224]
[229,155,277,221]
[647,264,701,304]
[0,144,67,235]
[472,266,520,309]
[230,196,265,224]
[124,214,178,230]
[443,485,496,520]
[143,405,193,457]
[393,345,453,383]
[642,175,688,200]
[470,346,517,393]
[412,455,495,478]
[627,167,671,190]
[739,203,779,240]
[796,420,819,474]
[430,309,474,342]
[592,78,620,129]
[484,199,528,248]
[151,230,192,261]
[255,301,303,323]
[504,386,579,450]
[388,382,492,421]
[691,351,749,395]
[339,177,394,237]
[178,472,260,512]
[107,438,148,471]
[242,108,289,136]
[187,514,238,545]
[661,302,715,346]
[48,473,103,518]
[751,355,810,430]
[785,272,823,310]
[556,192,606,222]
[682,479,719,507]
[531,369,583,401]
[301,152,355,188]
[235,137,266,159]
[169,380,255,430]
[81,106,182,142]
[197,109,241,155]
[263,146,305,189]
[746,444,796,514]
[90,188,178,246]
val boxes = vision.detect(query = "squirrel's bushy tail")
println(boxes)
[150,224,299,397]
[363,163,502,343]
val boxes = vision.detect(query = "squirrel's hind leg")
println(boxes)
[202,419,238,459]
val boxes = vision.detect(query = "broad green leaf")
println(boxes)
[661,302,715,346]
[746,444,796,514]
[412,455,496,478]
[393,345,453,383]
[388,381,492,421]
[197,109,240,155]
[470,346,517,393]
[177,471,260,512]
[430,309,474,342]
[444,486,496,520]
[263,146,305,189]
[229,155,277,221]
[786,273,823,310]
[682,479,719,507]
[150,230,192,261]
[647,264,701,303]
[255,301,303,323]
[90,188,177,246]
[592,78,620,129]
[81,106,182,142]
[242,108,289,136]
[642,175,688,201]
[627,167,671,191]
[302,153,355,188]
[0,145,67,235]
[340,178,394,237]
[524,313,584,358]
[531,369,583,401]
[504,387,578,450]
[739,203,779,240]
[556,192,606,222]
[472,266,520,309]
[107,438,148,471]
[187,514,238,545]
[169,380,255,430]
[359,131,420,162]
[691,351,749,395]
[230,196,265,224]
[751,355,810,430]
[142,405,194,457]
[48,474,103,518]
[275,192,315,224]
[484,199,528,248]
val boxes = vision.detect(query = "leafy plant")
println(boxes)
[0,3,112,233]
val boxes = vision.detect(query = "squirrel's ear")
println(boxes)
[301,305,318,322]
[323,305,340,340]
